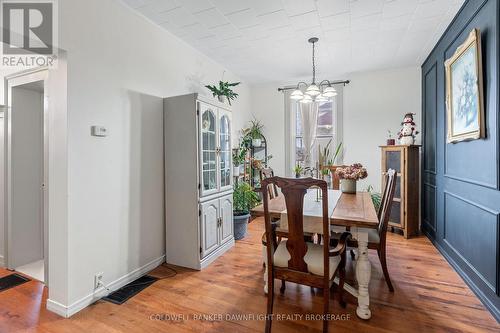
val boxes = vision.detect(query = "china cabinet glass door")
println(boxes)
[219,112,232,191]
[200,106,217,196]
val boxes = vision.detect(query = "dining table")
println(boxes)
[251,189,379,320]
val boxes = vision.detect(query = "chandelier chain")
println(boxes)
[312,40,316,84]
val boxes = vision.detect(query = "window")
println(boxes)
[295,101,335,163]
[285,87,343,175]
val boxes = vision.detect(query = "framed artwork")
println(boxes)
[444,28,485,143]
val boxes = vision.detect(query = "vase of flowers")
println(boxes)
[335,163,368,194]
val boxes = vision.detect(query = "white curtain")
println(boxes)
[300,101,319,168]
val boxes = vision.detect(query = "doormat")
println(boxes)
[102,275,158,305]
[0,273,30,292]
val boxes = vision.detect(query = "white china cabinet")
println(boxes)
[164,93,234,270]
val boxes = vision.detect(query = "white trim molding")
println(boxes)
[46,255,165,318]
[0,255,4,267]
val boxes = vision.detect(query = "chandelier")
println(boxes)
[290,37,337,103]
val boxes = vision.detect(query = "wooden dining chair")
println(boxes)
[335,169,397,292]
[261,176,351,333]
[259,167,279,199]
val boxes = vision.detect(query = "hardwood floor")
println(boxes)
[1,218,499,333]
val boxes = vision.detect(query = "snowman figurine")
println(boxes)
[398,113,419,145]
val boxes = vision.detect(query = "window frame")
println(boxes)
[285,85,344,176]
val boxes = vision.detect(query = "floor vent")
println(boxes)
[102,275,158,305]
[0,273,30,292]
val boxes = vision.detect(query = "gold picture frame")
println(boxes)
[444,28,485,143]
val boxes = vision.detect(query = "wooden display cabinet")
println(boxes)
[380,145,420,238]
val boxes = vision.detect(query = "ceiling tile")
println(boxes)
[251,0,284,15]
[320,13,350,31]
[349,0,384,18]
[149,0,178,13]
[315,0,349,17]
[289,11,320,31]
[282,0,317,17]
[350,13,381,32]
[227,8,259,29]
[210,0,250,15]
[380,14,412,31]
[157,7,197,27]
[257,10,291,29]
[414,0,453,19]
[177,0,213,13]
[193,8,229,28]
[382,0,418,18]
[208,23,242,41]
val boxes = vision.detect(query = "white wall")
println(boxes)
[249,84,286,175]
[248,66,421,192]
[57,0,251,312]
[343,67,421,191]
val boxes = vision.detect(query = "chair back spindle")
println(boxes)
[260,168,279,199]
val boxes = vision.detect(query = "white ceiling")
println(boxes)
[123,0,464,83]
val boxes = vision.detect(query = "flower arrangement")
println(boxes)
[335,163,368,180]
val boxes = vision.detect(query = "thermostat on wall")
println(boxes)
[91,125,108,137]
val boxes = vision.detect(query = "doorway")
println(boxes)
[4,70,48,283]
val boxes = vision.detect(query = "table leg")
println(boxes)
[355,239,372,319]
[262,244,268,294]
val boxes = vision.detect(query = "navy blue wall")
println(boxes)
[421,0,500,321]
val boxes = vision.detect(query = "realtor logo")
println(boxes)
[1,0,57,67]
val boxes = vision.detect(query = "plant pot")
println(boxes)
[341,179,357,194]
[217,95,227,103]
[295,173,301,178]
[233,212,250,240]
[233,166,241,176]
[386,139,395,145]
[252,138,262,147]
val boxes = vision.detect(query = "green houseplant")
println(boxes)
[233,181,260,240]
[366,185,382,212]
[243,118,264,147]
[205,81,240,105]
[232,148,247,176]
[293,164,304,178]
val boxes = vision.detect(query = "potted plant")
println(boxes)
[243,119,264,147]
[233,181,260,240]
[293,164,304,178]
[205,81,240,105]
[232,148,246,176]
[335,163,368,193]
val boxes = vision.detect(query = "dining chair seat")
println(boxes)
[274,240,341,278]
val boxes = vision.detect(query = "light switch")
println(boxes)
[91,125,108,137]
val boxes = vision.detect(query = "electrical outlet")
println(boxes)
[94,272,104,290]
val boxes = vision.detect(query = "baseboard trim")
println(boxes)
[47,255,166,318]
[423,230,500,322]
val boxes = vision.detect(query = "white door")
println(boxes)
[200,199,219,258]
[219,195,233,244]
[198,102,218,197]
[6,71,47,270]
[218,109,232,192]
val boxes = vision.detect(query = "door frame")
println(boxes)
[4,67,49,283]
